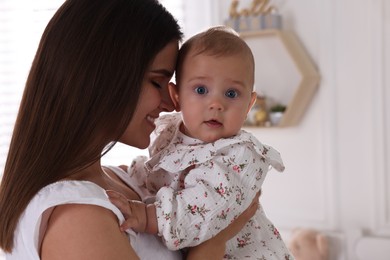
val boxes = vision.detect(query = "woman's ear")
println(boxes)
[168,82,181,112]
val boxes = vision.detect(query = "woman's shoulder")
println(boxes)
[27,180,125,232]
[9,181,127,259]
[41,202,138,259]
[30,180,125,224]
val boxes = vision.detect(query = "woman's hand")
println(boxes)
[186,191,261,259]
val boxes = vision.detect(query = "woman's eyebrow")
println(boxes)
[150,69,174,77]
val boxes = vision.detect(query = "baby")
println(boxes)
[109,26,293,259]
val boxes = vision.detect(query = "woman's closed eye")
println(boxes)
[151,81,162,89]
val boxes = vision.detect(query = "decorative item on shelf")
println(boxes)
[229,0,320,128]
[245,95,269,127]
[269,104,286,126]
[225,0,282,33]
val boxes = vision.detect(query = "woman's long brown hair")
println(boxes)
[0,0,182,252]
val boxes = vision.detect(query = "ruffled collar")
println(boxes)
[145,114,285,173]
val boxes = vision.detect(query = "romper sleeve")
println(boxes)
[127,156,157,202]
[153,132,284,250]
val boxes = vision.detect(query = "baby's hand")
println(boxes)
[106,190,147,233]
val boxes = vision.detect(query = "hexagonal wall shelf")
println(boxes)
[241,29,320,127]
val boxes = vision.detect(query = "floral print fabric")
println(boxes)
[129,113,293,259]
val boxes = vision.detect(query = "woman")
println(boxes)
[0,0,258,259]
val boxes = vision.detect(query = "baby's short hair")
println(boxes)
[176,25,255,82]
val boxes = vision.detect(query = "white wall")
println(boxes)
[187,0,390,259]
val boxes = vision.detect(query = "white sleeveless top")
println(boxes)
[6,180,181,260]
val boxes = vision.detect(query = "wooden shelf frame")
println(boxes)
[240,29,320,127]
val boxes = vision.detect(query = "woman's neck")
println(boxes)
[65,161,140,200]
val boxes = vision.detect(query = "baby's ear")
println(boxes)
[247,91,257,114]
[168,82,181,112]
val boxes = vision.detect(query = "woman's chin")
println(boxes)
[120,138,150,150]
[133,139,150,150]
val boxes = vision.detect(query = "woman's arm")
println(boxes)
[41,204,139,259]
[107,189,260,259]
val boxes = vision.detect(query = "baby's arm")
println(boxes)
[106,190,158,234]
[155,145,265,250]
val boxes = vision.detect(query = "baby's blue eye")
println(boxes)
[225,89,238,98]
[195,86,207,95]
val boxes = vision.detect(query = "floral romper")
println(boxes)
[127,113,293,259]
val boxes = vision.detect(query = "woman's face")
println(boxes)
[119,40,179,149]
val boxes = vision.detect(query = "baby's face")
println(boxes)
[175,52,256,143]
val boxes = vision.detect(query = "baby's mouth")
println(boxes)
[205,119,222,127]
